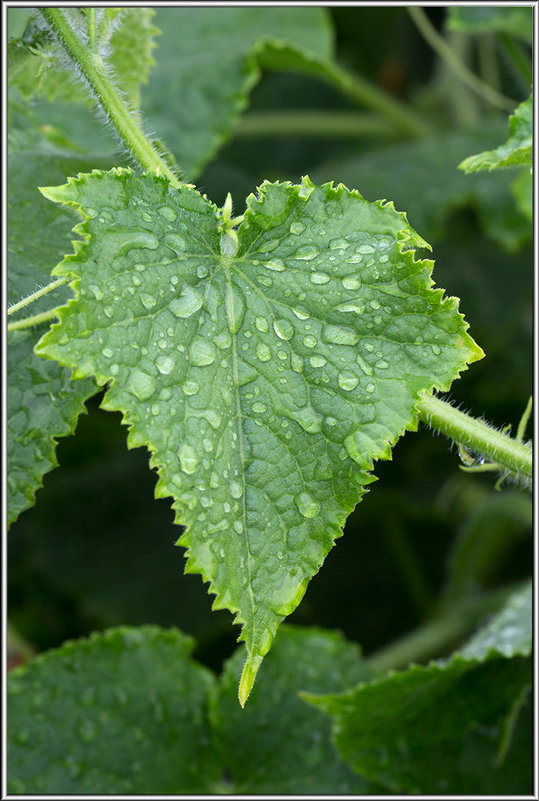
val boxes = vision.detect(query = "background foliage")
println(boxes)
[7,5,532,794]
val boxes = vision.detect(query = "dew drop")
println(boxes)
[127,370,155,400]
[370,300,381,310]
[338,371,359,391]
[164,232,187,252]
[291,353,304,373]
[336,301,363,314]
[230,480,243,498]
[140,293,156,310]
[205,410,222,429]
[292,307,310,320]
[366,383,375,393]
[264,259,285,272]
[155,354,174,375]
[255,317,269,333]
[151,403,160,416]
[310,272,330,284]
[132,275,142,286]
[432,344,441,355]
[226,285,246,334]
[89,284,103,300]
[190,337,216,366]
[356,355,374,376]
[256,342,272,362]
[182,379,199,395]
[170,285,203,318]
[159,206,177,221]
[293,244,319,260]
[364,342,375,352]
[356,243,375,254]
[322,324,359,346]
[234,521,243,534]
[289,220,306,234]
[104,306,114,318]
[309,355,327,368]
[325,416,337,427]
[101,347,113,358]
[341,275,361,290]
[292,405,323,433]
[303,334,317,348]
[295,492,320,518]
[179,443,199,474]
[257,275,273,287]
[252,402,266,413]
[329,238,350,250]
[273,319,294,340]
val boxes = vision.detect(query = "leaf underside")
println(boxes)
[35,169,482,700]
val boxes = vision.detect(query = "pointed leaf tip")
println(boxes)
[238,654,263,707]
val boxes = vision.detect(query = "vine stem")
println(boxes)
[8,309,60,332]
[8,277,68,316]
[40,8,181,187]
[234,110,396,139]
[365,582,524,673]
[408,7,516,112]
[416,392,532,486]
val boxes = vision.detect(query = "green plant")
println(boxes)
[7,6,532,794]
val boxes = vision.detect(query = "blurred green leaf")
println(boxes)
[447,7,532,44]
[459,96,532,172]
[312,123,531,251]
[7,627,219,794]
[441,491,532,606]
[210,625,374,793]
[141,7,333,178]
[306,583,532,794]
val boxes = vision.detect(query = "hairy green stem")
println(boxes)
[40,8,180,187]
[366,582,522,673]
[7,277,68,316]
[235,110,396,139]
[8,309,60,332]
[86,8,97,53]
[417,393,533,488]
[408,7,516,112]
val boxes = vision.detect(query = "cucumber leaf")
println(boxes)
[447,7,532,44]
[459,96,532,173]
[7,624,378,794]
[141,7,333,179]
[35,169,482,702]
[7,152,108,526]
[312,123,532,251]
[7,626,219,794]
[306,582,532,794]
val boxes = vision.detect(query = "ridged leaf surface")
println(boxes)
[35,169,483,699]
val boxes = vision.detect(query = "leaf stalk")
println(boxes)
[40,8,181,187]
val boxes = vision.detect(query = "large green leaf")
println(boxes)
[211,625,376,793]
[141,7,333,178]
[7,152,109,526]
[459,96,533,173]
[35,168,482,701]
[8,8,159,110]
[7,624,379,794]
[307,582,532,794]
[447,7,532,44]
[312,123,532,251]
[7,626,219,794]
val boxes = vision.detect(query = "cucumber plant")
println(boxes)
[7,6,533,795]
